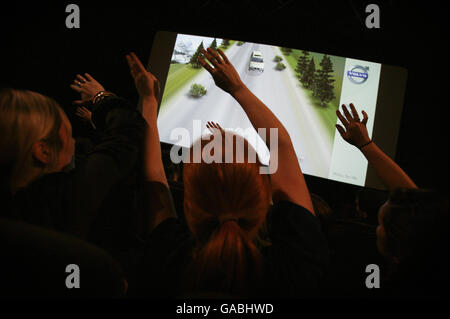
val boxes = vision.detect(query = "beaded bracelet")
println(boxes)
[92,91,116,104]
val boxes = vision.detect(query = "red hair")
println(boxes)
[183,130,271,295]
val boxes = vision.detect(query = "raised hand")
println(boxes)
[206,121,224,135]
[336,103,371,149]
[125,52,160,100]
[198,48,245,95]
[337,104,417,189]
[70,73,105,106]
[75,106,96,129]
[75,106,92,122]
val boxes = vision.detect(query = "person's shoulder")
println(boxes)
[265,200,328,255]
[268,200,319,226]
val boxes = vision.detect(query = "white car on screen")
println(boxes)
[249,51,264,72]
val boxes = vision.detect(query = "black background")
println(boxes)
[0,1,448,310]
[0,0,448,194]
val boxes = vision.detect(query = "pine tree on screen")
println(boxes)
[209,38,217,51]
[301,57,316,88]
[296,50,310,79]
[313,55,335,106]
[190,41,204,68]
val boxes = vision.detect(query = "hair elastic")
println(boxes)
[220,218,238,225]
[359,140,373,150]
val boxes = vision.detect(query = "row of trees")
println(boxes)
[189,38,229,68]
[295,50,336,107]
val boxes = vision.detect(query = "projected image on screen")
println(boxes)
[156,33,382,186]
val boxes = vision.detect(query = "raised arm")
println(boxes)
[336,103,418,190]
[199,48,315,215]
[67,73,147,238]
[126,52,176,232]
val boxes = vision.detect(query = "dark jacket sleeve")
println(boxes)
[65,96,146,238]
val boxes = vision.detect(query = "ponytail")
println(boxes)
[183,130,272,296]
[188,220,262,296]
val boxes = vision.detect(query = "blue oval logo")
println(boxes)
[347,65,369,84]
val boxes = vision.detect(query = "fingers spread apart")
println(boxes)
[76,74,87,83]
[206,121,223,135]
[199,48,231,73]
[84,73,94,81]
[217,48,230,64]
[201,49,220,68]
[207,121,221,129]
[335,124,346,137]
[70,84,82,93]
[338,103,369,126]
[198,55,213,72]
[361,110,368,125]
[342,104,354,123]
[207,48,223,65]
[336,108,349,127]
[349,103,361,122]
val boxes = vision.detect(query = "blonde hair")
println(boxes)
[0,88,64,193]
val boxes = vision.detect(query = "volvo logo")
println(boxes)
[347,66,369,84]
